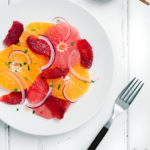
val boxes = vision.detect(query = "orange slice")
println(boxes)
[19,22,54,66]
[0,45,41,91]
[63,62,90,101]
[47,62,90,101]
[48,78,66,100]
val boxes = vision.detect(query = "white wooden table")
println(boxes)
[0,0,149,149]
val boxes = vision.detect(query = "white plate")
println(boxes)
[0,0,114,135]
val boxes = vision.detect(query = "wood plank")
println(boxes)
[128,0,150,149]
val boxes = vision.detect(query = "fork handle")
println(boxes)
[88,126,108,150]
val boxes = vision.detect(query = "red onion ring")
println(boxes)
[38,35,55,71]
[9,50,32,64]
[26,84,53,108]
[62,84,78,103]
[0,70,25,104]
[52,17,71,41]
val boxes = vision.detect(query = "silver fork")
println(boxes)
[88,77,144,150]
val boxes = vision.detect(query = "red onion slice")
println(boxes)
[62,84,78,103]
[9,50,32,64]
[38,35,55,71]
[0,70,25,104]
[52,17,71,41]
[26,83,53,108]
[68,50,91,83]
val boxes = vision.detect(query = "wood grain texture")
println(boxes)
[0,0,128,150]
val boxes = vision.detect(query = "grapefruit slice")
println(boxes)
[34,95,70,119]
[0,45,41,90]
[27,74,49,105]
[45,22,81,69]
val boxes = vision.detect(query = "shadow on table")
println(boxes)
[86,0,112,4]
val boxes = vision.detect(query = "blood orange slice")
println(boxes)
[19,22,54,66]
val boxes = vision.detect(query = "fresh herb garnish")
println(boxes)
[8,61,12,65]
[14,88,18,92]
[71,42,74,46]
[5,61,11,68]
[25,77,28,80]
[32,110,35,114]
[45,33,49,36]
[84,80,87,83]
[61,69,65,72]
[15,70,17,72]
[28,65,30,70]
[48,56,51,59]
[57,84,61,90]
[20,63,22,67]
[31,28,36,31]
[23,62,27,65]
[91,80,95,83]
[41,76,45,79]
[24,49,28,53]
[34,62,37,64]
[16,108,19,111]
[49,84,54,87]
[57,19,60,23]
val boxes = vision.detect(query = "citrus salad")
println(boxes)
[0,17,94,120]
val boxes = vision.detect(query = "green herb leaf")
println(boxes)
[23,62,27,65]
[20,63,22,67]
[8,65,11,69]
[91,80,95,83]
[15,70,17,72]
[31,28,36,31]
[61,69,65,72]
[32,110,35,114]
[16,108,19,111]
[8,61,12,65]
[14,88,18,92]
[45,33,49,36]
[24,49,28,53]
[28,65,30,71]
[71,42,74,46]
[57,19,60,23]
[48,56,51,59]
[84,80,87,83]
[49,84,54,87]
[33,62,37,64]
[41,76,45,79]
[24,77,28,80]
[57,84,61,90]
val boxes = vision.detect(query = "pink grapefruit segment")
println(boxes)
[45,22,81,69]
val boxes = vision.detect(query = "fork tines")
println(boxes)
[119,77,144,104]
